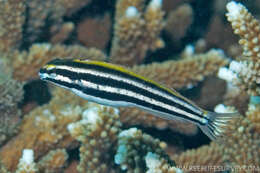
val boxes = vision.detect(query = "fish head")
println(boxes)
[38,58,79,90]
[38,59,62,81]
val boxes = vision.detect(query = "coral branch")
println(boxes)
[114,128,175,172]
[172,142,224,173]
[132,49,228,89]
[38,149,68,172]
[0,61,23,146]
[68,103,121,172]
[226,1,260,95]
[110,0,165,66]
[0,0,25,52]
[222,105,260,168]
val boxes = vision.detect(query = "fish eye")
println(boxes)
[50,73,57,78]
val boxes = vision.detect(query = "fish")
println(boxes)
[39,58,238,141]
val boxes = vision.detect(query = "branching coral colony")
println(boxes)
[0,0,260,172]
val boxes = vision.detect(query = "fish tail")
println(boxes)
[199,111,239,141]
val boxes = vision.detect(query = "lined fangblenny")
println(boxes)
[39,58,238,141]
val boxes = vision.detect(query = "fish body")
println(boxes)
[39,58,237,141]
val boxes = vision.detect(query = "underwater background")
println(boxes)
[0,0,259,172]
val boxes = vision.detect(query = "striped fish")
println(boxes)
[39,58,238,141]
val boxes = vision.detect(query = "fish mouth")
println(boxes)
[38,72,48,80]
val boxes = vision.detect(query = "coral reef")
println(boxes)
[0,60,23,146]
[0,0,259,173]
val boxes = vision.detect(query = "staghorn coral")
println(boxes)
[223,85,249,114]
[25,0,92,43]
[0,105,21,146]
[114,0,145,22]
[2,148,69,173]
[110,0,165,66]
[0,87,86,171]
[132,49,228,90]
[247,104,260,134]
[222,105,260,171]
[1,148,68,173]
[12,44,107,81]
[0,0,25,53]
[57,0,92,16]
[0,74,23,107]
[0,61,23,146]
[50,22,75,44]
[25,0,58,43]
[226,1,260,95]
[145,152,183,173]
[68,102,121,173]
[114,128,175,172]
[37,149,68,173]
[1,0,260,172]
[171,142,224,173]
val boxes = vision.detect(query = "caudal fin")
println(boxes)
[199,111,239,141]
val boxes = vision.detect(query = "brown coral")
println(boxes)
[68,103,121,173]
[0,0,25,52]
[114,128,174,172]
[0,62,23,146]
[222,105,260,171]
[0,88,86,171]
[132,49,228,89]
[110,0,165,66]
[25,0,92,43]
[172,142,224,173]
[145,152,182,173]
[38,149,68,173]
